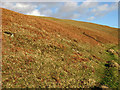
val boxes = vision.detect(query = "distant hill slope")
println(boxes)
[2,8,119,88]
[40,16,118,37]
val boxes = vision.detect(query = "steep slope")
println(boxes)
[2,8,119,88]
[2,8,118,45]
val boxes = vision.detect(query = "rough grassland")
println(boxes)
[2,8,119,88]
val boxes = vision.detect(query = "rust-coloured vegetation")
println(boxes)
[2,8,119,88]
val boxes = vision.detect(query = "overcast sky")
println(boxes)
[1,1,118,28]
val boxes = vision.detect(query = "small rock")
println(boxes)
[88,79,96,86]
[4,31,14,37]
[101,85,109,88]
[73,39,78,43]
[105,60,120,69]
[111,60,120,68]
[109,49,115,53]
[106,49,116,55]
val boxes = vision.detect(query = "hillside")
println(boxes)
[2,8,119,88]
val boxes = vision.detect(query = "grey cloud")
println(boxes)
[58,2,78,13]
[80,1,98,8]
[91,2,118,17]
[2,2,37,14]
[1,2,118,21]
[87,16,95,21]
[40,9,53,16]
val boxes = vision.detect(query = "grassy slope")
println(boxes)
[2,8,119,88]
[39,16,118,37]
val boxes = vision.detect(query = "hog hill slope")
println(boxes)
[2,8,119,88]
